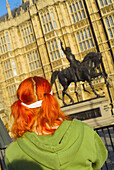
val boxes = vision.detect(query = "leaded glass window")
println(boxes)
[48,39,62,61]
[69,0,86,23]
[27,50,41,71]
[0,32,12,54]
[21,24,34,45]
[99,0,113,7]
[41,10,57,33]
[105,15,114,38]
[77,28,94,51]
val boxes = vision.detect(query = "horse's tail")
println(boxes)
[51,71,60,86]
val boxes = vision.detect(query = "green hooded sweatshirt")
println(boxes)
[5,119,108,170]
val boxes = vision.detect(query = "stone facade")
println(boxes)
[0,0,114,125]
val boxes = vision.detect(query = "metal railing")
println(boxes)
[0,148,8,170]
[0,119,12,170]
[95,124,114,170]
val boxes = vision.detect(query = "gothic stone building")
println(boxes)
[0,0,114,125]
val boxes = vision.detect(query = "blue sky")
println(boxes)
[0,0,22,17]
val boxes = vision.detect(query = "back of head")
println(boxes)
[11,76,67,138]
[17,76,51,104]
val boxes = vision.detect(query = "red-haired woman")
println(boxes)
[5,76,107,170]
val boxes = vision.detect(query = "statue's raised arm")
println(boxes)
[60,40,77,63]
[60,39,66,54]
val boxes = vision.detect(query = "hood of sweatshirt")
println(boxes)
[17,119,84,169]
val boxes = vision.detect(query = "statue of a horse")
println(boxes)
[82,52,108,84]
[51,40,108,105]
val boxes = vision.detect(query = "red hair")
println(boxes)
[11,76,68,138]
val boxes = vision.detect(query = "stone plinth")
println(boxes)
[61,97,114,128]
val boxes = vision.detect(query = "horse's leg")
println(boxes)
[62,87,74,105]
[64,91,74,104]
[62,89,67,106]
[57,94,62,101]
[97,66,109,86]
[82,84,90,94]
[74,82,79,102]
[88,81,100,97]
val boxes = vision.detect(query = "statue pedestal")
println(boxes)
[61,97,114,128]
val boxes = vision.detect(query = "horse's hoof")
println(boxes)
[63,102,67,106]
[70,99,74,104]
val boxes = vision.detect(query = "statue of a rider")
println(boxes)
[60,40,81,81]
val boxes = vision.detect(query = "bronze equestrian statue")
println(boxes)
[51,40,108,105]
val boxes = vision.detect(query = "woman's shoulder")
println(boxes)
[72,119,92,128]
[72,119,94,133]
[5,140,19,155]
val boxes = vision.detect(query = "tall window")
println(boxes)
[6,33,12,51]
[21,24,34,45]
[51,10,57,29]
[9,85,16,104]
[4,59,17,79]
[0,32,12,54]
[105,15,114,38]
[77,28,94,51]
[99,0,113,7]
[27,50,41,71]
[69,0,86,23]
[0,93,5,110]
[12,59,17,76]
[41,10,57,33]
[48,39,62,61]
